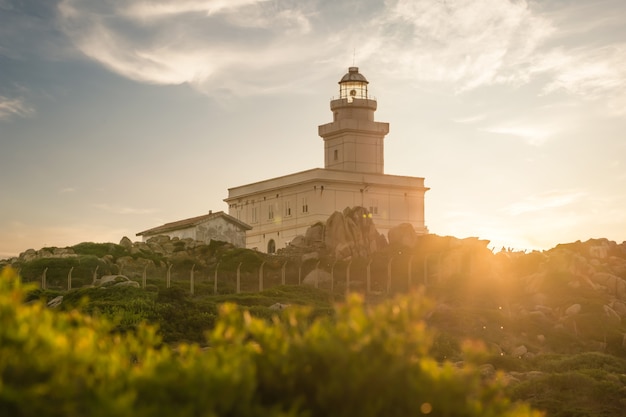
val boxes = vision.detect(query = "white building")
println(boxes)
[136,211,251,247]
[224,67,429,253]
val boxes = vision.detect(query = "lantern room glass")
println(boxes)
[340,81,368,101]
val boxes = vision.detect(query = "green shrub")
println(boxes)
[71,242,129,259]
[0,267,540,417]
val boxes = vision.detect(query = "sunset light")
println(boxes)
[1,0,625,258]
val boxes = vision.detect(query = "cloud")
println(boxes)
[0,95,34,120]
[538,46,626,115]
[53,0,626,111]
[506,190,586,216]
[56,0,322,94]
[121,0,270,20]
[59,187,77,193]
[93,203,157,215]
[373,0,554,90]
[482,124,555,146]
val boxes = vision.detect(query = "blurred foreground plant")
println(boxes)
[0,266,541,417]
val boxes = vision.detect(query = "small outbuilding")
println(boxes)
[136,211,251,248]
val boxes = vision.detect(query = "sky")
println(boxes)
[1,0,625,259]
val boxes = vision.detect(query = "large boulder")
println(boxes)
[303,269,332,286]
[305,222,325,247]
[95,275,140,288]
[388,223,418,248]
[323,207,386,259]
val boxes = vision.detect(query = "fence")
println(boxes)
[14,253,446,297]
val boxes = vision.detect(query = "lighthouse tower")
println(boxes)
[318,67,389,174]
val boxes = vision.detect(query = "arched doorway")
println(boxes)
[267,239,276,254]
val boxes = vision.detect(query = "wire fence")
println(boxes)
[13,253,446,297]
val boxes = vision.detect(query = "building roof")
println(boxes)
[225,168,428,201]
[136,210,252,237]
[339,67,368,84]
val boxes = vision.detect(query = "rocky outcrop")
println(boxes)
[286,206,387,260]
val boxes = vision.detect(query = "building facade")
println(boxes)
[224,67,429,253]
[136,211,251,247]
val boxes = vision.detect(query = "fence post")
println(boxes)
[42,267,48,290]
[408,255,414,288]
[214,262,220,294]
[387,257,393,294]
[236,262,242,294]
[166,263,172,289]
[366,259,372,293]
[346,259,352,296]
[67,267,73,291]
[281,261,287,285]
[330,260,337,293]
[315,260,321,288]
[259,261,266,292]
[190,264,195,295]
[298,262,302,285]
[141,264,148,290]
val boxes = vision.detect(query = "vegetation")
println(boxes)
[0,267,540,417]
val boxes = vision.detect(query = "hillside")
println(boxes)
[2,230,626,416]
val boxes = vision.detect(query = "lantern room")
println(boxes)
[339,66,369,101]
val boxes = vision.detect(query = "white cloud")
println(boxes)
[506,190,586,216]
[121,0,270,20]
[538,46,626,115]
[56,0,320,94]
[374,0,554,90]
[53,0,626,112]
[482,124,555,146]
[0,95,33,120]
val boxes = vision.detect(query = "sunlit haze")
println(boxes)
[1,0,625,258]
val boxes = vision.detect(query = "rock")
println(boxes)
[565,304,582,316]
[269,303,290,310]
[97,275,131,287]
[591,272,626,299]
[301,251,319,262]
[47,296,63,308]
[289,235,306,248]
[305,222,325,247]
[119,236,133,249]
[603,305,621,324]
[612,301,626,317]
[388,223,417,248]
[323,207,386,259]
[510,345,528,358]
[19,248,37,262]
[52,247,76,258]
[114,280,140,288]
[303,269,332,286]
[479,364,495,378]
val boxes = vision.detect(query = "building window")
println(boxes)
[268,204,274,220]
[302,197,308,213]
[334,149,338,161]
[285,201,291,217]
[251,207,258,223]
[369,199,378,215]
[267,239,276,254]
